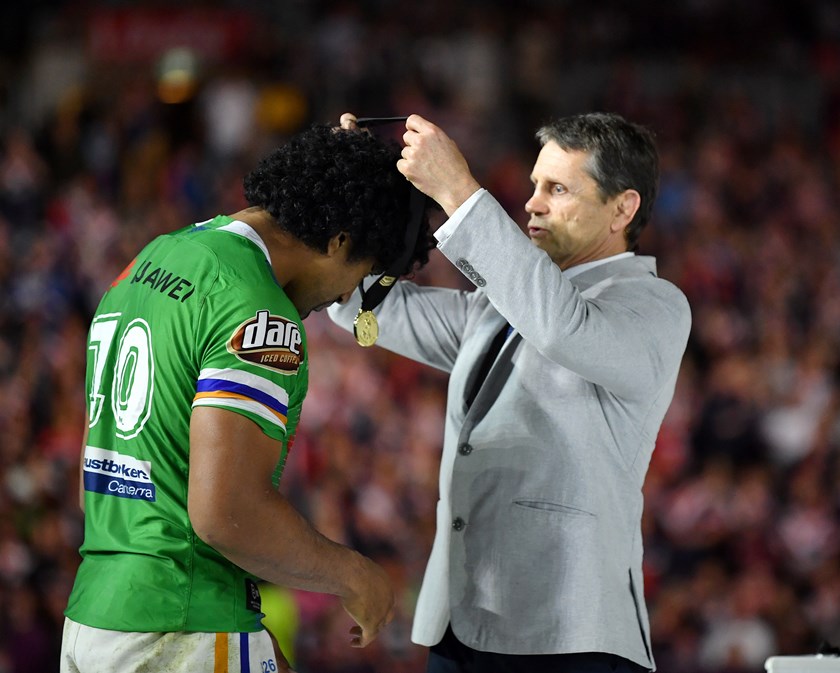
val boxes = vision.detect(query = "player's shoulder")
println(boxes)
[175,217,277,279]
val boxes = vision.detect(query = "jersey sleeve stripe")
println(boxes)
[192,395,287,431]
[196,378,288,416]
[198,368,289,407]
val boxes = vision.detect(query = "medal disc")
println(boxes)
[353,310,379,347]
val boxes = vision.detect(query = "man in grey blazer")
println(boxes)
[329,112,691,672]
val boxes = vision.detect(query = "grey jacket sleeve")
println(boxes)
[327,280,477,374]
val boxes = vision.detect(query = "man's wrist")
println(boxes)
[434,188,486,243]
[439,179,482,217]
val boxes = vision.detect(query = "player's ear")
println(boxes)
[326,232,349,257]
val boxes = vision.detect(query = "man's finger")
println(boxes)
[349,624,366,648]
[403,127,421,149]
[405,113,431,132]
[350,623,384,648]
[396,158,411,182]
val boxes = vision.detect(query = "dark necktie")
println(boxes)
[465,322,511,408]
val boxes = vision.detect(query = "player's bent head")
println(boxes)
[244,124,435,275]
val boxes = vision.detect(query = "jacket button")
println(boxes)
[452,517,465,531]
[458,443,473,456]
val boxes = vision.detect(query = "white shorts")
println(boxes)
[60,618,280,673]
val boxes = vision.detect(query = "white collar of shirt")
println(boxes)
[564,252,635,279]
[215,219,272,265]
[435,188,635,275]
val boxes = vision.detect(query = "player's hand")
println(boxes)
[398,114,481,216]
[340,554,395,648]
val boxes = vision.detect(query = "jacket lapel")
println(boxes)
[463,320,521,424]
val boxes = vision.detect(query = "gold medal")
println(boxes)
[353,309,379,347]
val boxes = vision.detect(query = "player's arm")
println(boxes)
[188,406,394,648]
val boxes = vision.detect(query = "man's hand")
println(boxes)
[398,114,481,216]
[340,553,395,647]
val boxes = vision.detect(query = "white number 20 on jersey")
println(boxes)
[88,313,155,439]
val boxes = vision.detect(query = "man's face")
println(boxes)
[289,247,375,320]
[524,142,626,270]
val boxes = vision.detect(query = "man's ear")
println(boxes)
[611,190,641,233]
[327,232,349,257]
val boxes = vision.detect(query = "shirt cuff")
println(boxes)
[433,188,487,244]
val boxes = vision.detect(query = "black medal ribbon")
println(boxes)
[352,116,427,347]
[355,116,413,127]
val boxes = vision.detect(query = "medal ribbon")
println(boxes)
[352,116,427,346]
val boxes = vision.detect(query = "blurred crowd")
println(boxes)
[1,0,840,671]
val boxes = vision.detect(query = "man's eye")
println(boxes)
[553,184,567,195]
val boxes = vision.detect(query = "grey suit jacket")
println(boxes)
[328,191,691,669]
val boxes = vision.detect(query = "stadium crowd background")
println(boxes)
[1,1,840,671]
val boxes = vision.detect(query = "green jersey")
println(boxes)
[65,216,308,633]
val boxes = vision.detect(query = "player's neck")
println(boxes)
[228,207,316,288]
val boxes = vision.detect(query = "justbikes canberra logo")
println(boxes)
[227,310,304,374]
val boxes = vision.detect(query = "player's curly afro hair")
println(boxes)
[244,124,435,274]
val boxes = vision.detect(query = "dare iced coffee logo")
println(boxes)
[228,310,304,374]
